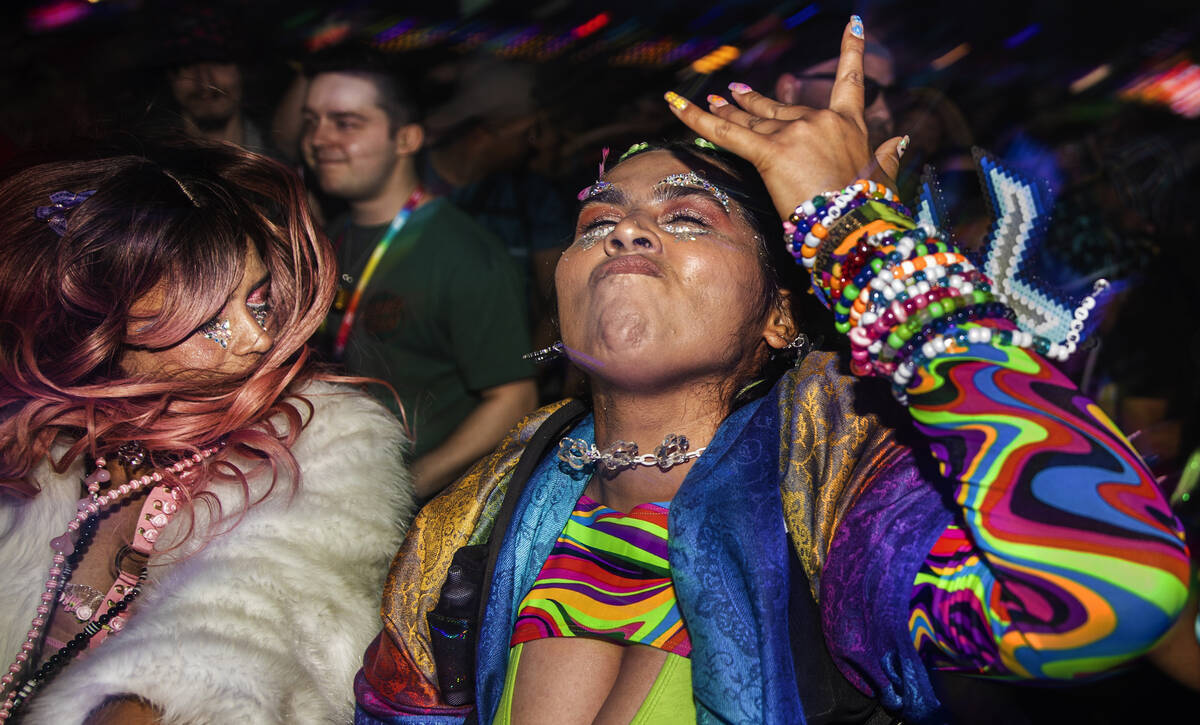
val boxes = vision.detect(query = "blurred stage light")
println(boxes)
[691,44,740,74]
[1005,24,1040,49]
[931,43,970,70]
[1121,57,1200,118]
[1070,64,1111,93]
[572,13,610,38]
[784,4,819,30]
[27,0,91,31]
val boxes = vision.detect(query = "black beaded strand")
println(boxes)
[7,570,147,717]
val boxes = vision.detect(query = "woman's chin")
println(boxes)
[566,344,693,394]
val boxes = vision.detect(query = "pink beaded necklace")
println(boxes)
[0,444,221,721]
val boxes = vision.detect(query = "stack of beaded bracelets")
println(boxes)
[787,181,1072,402]
[784,179,907,273]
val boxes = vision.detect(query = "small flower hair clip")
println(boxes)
[35,189,96,236]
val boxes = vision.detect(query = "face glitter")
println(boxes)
[575,220,612,249]
[247,281,271,332]
[661,224,701,242]
[249,302,270,331]
[656,172,731,213]
[199,317,231,349]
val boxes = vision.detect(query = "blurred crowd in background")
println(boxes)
[3,0,1199,516]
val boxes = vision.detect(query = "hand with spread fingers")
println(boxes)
[664,15,905,218]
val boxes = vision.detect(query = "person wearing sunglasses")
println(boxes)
[774,28,897,150]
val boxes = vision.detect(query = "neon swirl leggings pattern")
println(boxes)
[905,340,1191,679]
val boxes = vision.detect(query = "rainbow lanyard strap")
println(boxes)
[333,187,425,360]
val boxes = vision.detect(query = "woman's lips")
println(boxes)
[591,255,663,284]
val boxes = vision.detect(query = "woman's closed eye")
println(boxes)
[575,217,618,249]
[575,210,713,249]
[661,211,711,240]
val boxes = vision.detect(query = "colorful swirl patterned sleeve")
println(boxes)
[795,184,1191,681]
[904,340,1191,678]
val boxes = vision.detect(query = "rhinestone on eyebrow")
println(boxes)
[657,172,731,213]
[577,180,612,202]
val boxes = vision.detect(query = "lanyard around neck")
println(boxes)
[333,187,425,360]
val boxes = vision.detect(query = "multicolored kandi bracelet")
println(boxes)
[790,181,1089,399]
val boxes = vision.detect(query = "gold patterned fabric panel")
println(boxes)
[379,400,571,686]
[776,351,908,598]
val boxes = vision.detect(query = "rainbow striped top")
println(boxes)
[510,494,691,657]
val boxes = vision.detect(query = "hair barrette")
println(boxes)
[35,190,96,236]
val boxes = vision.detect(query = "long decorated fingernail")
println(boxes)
[728,82,752,94]
[706,94,729,107]
[664,91,689,110]
[898,135,910,158]
[850,15,864,39]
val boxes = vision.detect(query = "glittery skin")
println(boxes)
[574,227,605,250]
[657,172,732,213]
[661,225,699,242]
[199,317,231,349]
[573,172,734,249]
[248,301,270,331]
[573,219,706,249]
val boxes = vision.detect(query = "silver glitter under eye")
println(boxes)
[575,222,615,249]
[199,317,231,349]
[656,172,731,213]
[661,223,705,242]
[248,301,270,331]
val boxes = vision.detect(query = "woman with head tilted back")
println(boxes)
[0,143,415,724]
[354,17,1194,725]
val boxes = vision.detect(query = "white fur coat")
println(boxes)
[0,382,415,724]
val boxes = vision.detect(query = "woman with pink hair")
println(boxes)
[0,143,415,723]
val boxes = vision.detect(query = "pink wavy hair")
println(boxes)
[0,142,347,527]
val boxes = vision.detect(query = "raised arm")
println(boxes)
[665,16,1191,680]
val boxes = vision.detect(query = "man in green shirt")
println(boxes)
[301,50,537,498]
